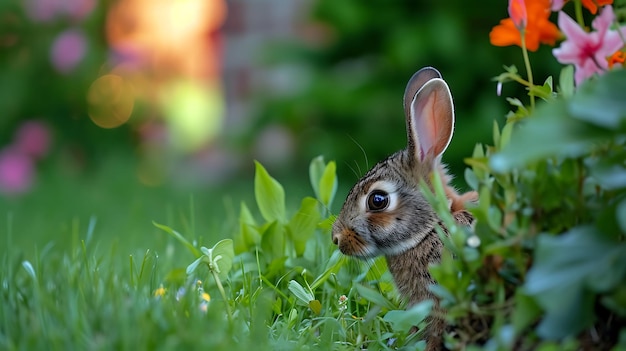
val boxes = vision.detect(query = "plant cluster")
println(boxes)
[158,0,626,350]
[3,1,626,350]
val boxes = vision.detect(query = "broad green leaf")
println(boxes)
[525,226,626,338]
[492,120,501,149]
[272,297,282,315]
[617,199,626,233]
[254,161,286,223]
[235,202,261,253]
[288,280,314,305]
[261,221,285,260]
[309,155,326,200]
[591,163,626,190]
[464,167,478,190]
[287,197,321,256]
[490,101,603,172]
[499,121,515,150]
[317,215,336,232]
[511,289,542,333]
[239,201,256,226]
[153,221,200,257]
[308,300,322,315]
[383,300,433,333]
[241,222,261,247]
[319,161,338,207]
[569,69,626,129]
[354,284,396,311]
[186,256,203,275]
[211,239,235,279]
[559,65,574,98]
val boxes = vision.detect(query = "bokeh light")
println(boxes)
[50,29,87,74]
[89,0,227,153]
[87,74,135,129]
[160,80,224,152]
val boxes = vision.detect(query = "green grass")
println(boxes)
[0,155,412,351]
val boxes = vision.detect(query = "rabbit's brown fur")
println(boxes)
[332,67,476,351]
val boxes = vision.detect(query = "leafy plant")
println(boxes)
[419,1,626,348]
[154,156,429,349]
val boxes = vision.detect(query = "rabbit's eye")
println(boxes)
[367,190,389,211]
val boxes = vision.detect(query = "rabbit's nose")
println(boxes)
[331,231,339,245]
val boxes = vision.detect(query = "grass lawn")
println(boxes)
[1,155,405,350]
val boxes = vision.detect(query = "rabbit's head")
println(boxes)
[332,67,457,258]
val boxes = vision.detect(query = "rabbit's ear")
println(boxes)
[407,78,454,162]
[403,67,442,119]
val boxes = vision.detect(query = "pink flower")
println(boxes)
[553,6,625,85]
[14,120,51,160]
[50,29,87,74]
[551,0,565,11]
[0,148,34,195]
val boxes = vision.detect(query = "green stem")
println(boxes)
[211,269,233,322]
[574,0,584,28]
[520,30,535,111]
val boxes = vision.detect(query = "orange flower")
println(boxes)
[582,0,613,14]
[509,0,527,29]
[490,0,561,51]
[607,51,625,69]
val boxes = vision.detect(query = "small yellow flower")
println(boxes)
[201,292,211,302]
[154,285,166,298]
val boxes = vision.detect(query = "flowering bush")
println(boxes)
[424,0,626,349]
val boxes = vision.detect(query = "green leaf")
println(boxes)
[317,215,336,232]
[288,280,314,305]
[153,221,200,257]
[235,202,261,253]
[254,161,286,223]
[211,239,235,279]
[464,167,478,190]
[529,78,553,101]
[308,300,322,315]
[490,102,603,172]
[511,289,542,333]
[569,69,626,129]
[239,201,256,226]
[310,250,345,290]
[492,120,501,148]
[617,199,626,233]
[287,197,321,256]
[525,226,626,338]
[383,300,433,333]
[354,284,396,311]
[186,256,203,275]
[319,161,338,208]
[499,120,515,150]
[239,223,261,248]
[559,65,574,98]
[309,155,326,200]
[261,221,285,260]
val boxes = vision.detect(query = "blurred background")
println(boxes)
[0,0,561,253]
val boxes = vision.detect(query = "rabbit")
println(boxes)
[331,67,477,351]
